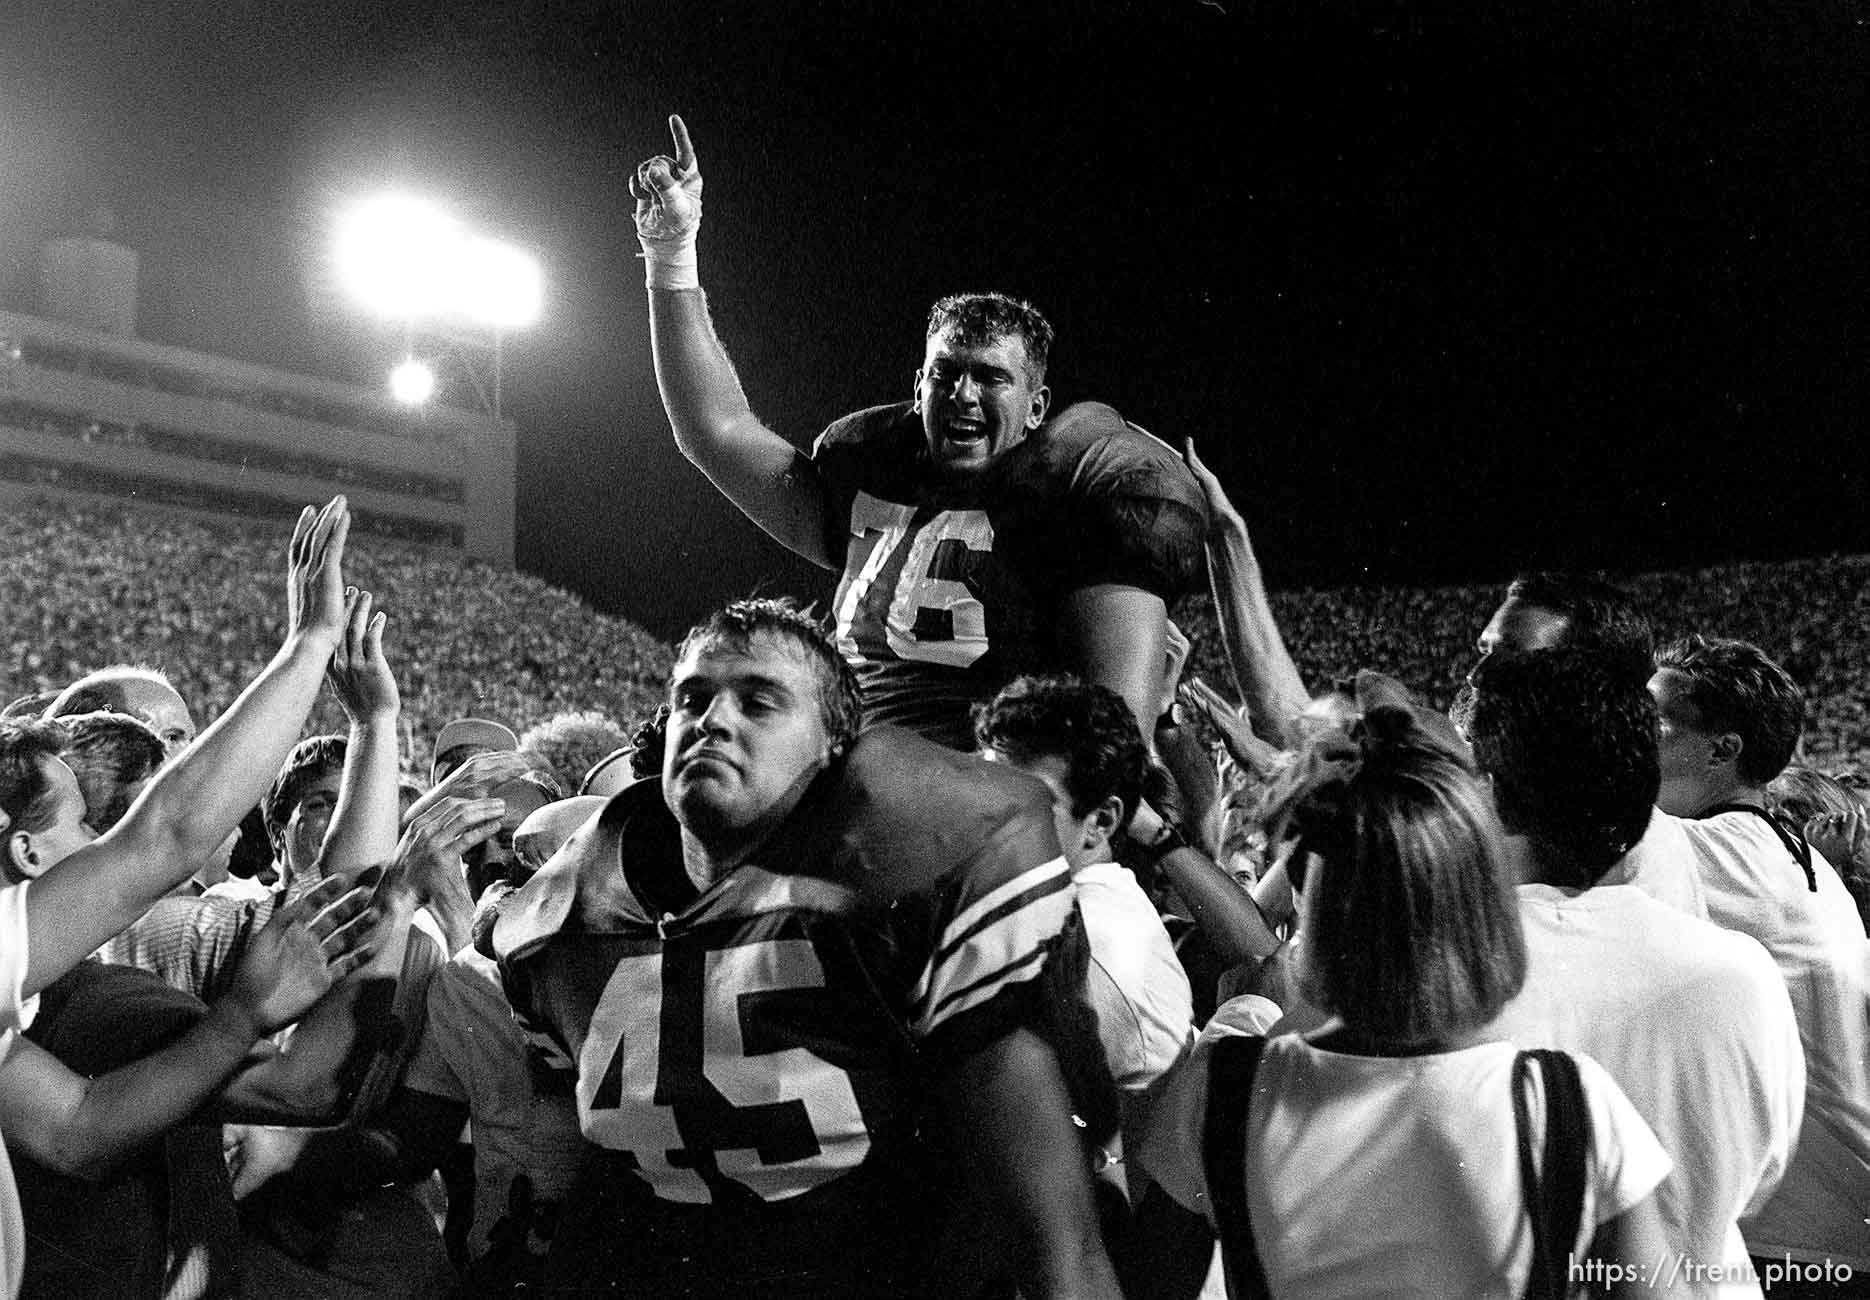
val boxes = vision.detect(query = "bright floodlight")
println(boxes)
[337,196,459,322]
[336,195,542,329]
[459,236,543,328]
[389,357,437,405]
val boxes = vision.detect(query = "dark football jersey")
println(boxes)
[812,400,1209,748]
[492,726,1072,1214]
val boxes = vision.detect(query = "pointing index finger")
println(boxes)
[668,114,697,177]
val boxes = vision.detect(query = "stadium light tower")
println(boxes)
[334,194,542,420]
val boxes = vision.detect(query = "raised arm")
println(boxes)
[0,875,376,1179]
[1184,440,1310,750]
[633,114,836,568]
[21,498,352,996]
[317,589,402,879]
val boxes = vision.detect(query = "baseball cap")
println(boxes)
[431,717,519,784]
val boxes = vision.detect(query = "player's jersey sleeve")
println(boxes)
[1005,401,1209,603]
[830,728,1076,1062]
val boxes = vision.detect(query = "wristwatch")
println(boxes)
[1141,824,1188,865]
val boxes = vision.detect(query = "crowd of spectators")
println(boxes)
[0,484,1863,1299]
[3,497,1864,776]
[0,499,668,775]
[1173,553,1870,776]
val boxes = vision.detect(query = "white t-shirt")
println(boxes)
[1142,1030,1670,1300]
[0,882,32,1299]
[1673,810,1870,1267]
[1597,807,1710,918]
[1073,862,1195,1093]
[1489,882,1804,1297]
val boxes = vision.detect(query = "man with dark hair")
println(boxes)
[974,676,1193,1140]
[630,115,1207,748]
[1479,571,1656,670]
[1641,635,1870,1273]
[1469,648,1803,1297]
[45,664,197,756]
[1449,569,1713,915]
[262,735,349,884]
[493,598,1121,1297]
[1453,569,1652,729]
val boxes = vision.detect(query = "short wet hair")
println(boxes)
[673,599,862,752]
[926,292,1054,386]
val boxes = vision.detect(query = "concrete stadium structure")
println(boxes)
[0,305,516,564]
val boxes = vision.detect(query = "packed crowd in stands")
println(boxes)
[4,497,1863,777]
[0,499,669,775]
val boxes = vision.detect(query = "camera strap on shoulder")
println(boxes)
[1692,802,1817,891]
[1514,1048,1591,1300]
[1203,1033,1271,1300]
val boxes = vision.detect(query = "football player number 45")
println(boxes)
[577,938,872,1204]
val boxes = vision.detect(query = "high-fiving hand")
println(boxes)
[225,873,381,1038]
[287,497,351,646]
[327,589,398,723]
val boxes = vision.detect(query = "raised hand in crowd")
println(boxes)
[1178,675,1285,780]
[16,498,355,998]
[0,872,380,1179]
[320,589,404,883]
[222,872,382,1042]
[1183,438,1310,751]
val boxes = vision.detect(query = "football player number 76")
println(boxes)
[577,937,872,1203]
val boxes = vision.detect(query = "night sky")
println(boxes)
[2,1,1864,640]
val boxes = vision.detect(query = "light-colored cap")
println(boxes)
[431,718,519,783]
[513,795,608,872]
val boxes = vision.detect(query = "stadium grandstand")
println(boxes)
[0,267,516,563]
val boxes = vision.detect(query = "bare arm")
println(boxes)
[929,1028,1122,1300]
[1059,584,1169,743]
[0,877,376,1178]
[318,589,402,880]
[634,114,837,568]
[21,498,352,995]
[1131,800,1282,967]
[1597,1193,1679,1298]
[1184,440,1310,750]
[220,603,420,1126]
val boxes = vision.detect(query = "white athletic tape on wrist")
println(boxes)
[639,235,699,290]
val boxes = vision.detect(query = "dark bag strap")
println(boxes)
[1203,1034,1272,1300]
[1691,802,1817,891]
[1513,1048,1592,1300]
